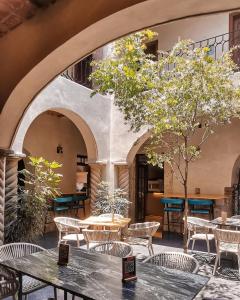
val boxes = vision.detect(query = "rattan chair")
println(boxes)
[143,252,199,273]
[90,241,133,258]
[213,228,240,275]
[82,229,120,249]
[125,222,160,255]
[0,243,56,300]
[186,217,217,261]
[0,265,19,300]
[98,213,124,219]
[54,217,88,247]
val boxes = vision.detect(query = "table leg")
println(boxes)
[18,273,23,300]
[64,290,68,300]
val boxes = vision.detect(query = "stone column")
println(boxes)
[4,153,25,242]
[89,163,104,213]
[116,164,129,197]
[0,149,14,245]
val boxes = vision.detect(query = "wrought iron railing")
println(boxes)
[61,31,240,87]
[61,54,93,88]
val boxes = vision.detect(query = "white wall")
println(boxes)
[24,112,87,193]
[154,13,229,51]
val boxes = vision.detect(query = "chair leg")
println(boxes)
[167,211,170,232]
[191,239,195,252]
[237,253,240,277]
[206,235,210,262]
[213,252,220,275]
[24,294,28,300]
[76,234,80,248]
[54,287,57,300]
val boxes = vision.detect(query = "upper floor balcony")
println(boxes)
[62,30,240,88]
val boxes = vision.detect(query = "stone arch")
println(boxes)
[10,80,103,162]
[126,130,151,165]
[1,0,240,149]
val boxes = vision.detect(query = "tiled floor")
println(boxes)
[6,231,240,300]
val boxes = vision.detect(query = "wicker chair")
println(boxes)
[143,252,199,274]
[186,217,217,261]
[0,265,19,300]
[125,222,160,255]
[98,213,124,219]
[213,228,240,275]
[82,229,120,249]
[0,243,56,300]
[54,217,88,247]
[90,241,133,258]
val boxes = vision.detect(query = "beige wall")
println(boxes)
[154,13,229,51]
[138,118,240,195]
[23,112,87,193]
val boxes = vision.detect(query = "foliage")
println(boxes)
[7,157,62,243]
[90,30,240,250]
[93,181,131,217]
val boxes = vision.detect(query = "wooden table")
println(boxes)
[157,193,224,201]
[0,248,209,300]
[81,216,131,229]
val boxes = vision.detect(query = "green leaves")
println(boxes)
[91,29,240,190]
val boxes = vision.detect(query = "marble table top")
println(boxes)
[0,248,208,300]
[211,217,240,227]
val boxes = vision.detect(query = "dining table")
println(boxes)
[211,216,240,228]
[0,247,209,300]
[80,215,131,229]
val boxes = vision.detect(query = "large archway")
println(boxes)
[1,1,240,149]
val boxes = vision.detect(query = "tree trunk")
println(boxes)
[183,161,189,253]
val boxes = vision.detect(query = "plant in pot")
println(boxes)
[6,156,62,243]
[93,181,131,221]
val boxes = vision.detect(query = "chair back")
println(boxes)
[143,252,199,273]
[188,199,213,206]
[128,222,160,238]
[0,243,45,261]
[82,229,120,244]
[54,217,87,233]
[214,228,240,244]
[187,216,216,234]
[161,198,184,205]
[90,241,133,258]
[54,197,73,203]
[98,213,124,219]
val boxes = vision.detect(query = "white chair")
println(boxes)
[0,243,56,300]
[143,252,199,273]
[82,229,120,249]
[0,265,19,300]
[125,222,160,255]
[90,241,133,258]
[54,217,88,247]
[187,217,216,261]
[213,228,240,275]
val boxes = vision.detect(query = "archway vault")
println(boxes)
[10,77,112,163]
[1,0,240,149]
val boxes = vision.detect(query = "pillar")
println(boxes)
[89,163,104,213]
[0,149,15,245]
[117,164,129,197]
[4,153,25,242]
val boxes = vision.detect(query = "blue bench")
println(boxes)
[161,198,184,232]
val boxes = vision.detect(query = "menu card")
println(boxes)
[122,256,137,282]
[58,243,69,266]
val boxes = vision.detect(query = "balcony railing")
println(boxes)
[62,54,93,88]
[61,30,240,87]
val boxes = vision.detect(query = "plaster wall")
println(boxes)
[24,113,87,193]
[11,76,111,164]
[154,13,229,51]
[138,118,240,195]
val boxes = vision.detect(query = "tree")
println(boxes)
[6,156,62,242]
[90,30,240,251]
[93,181,131,218]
